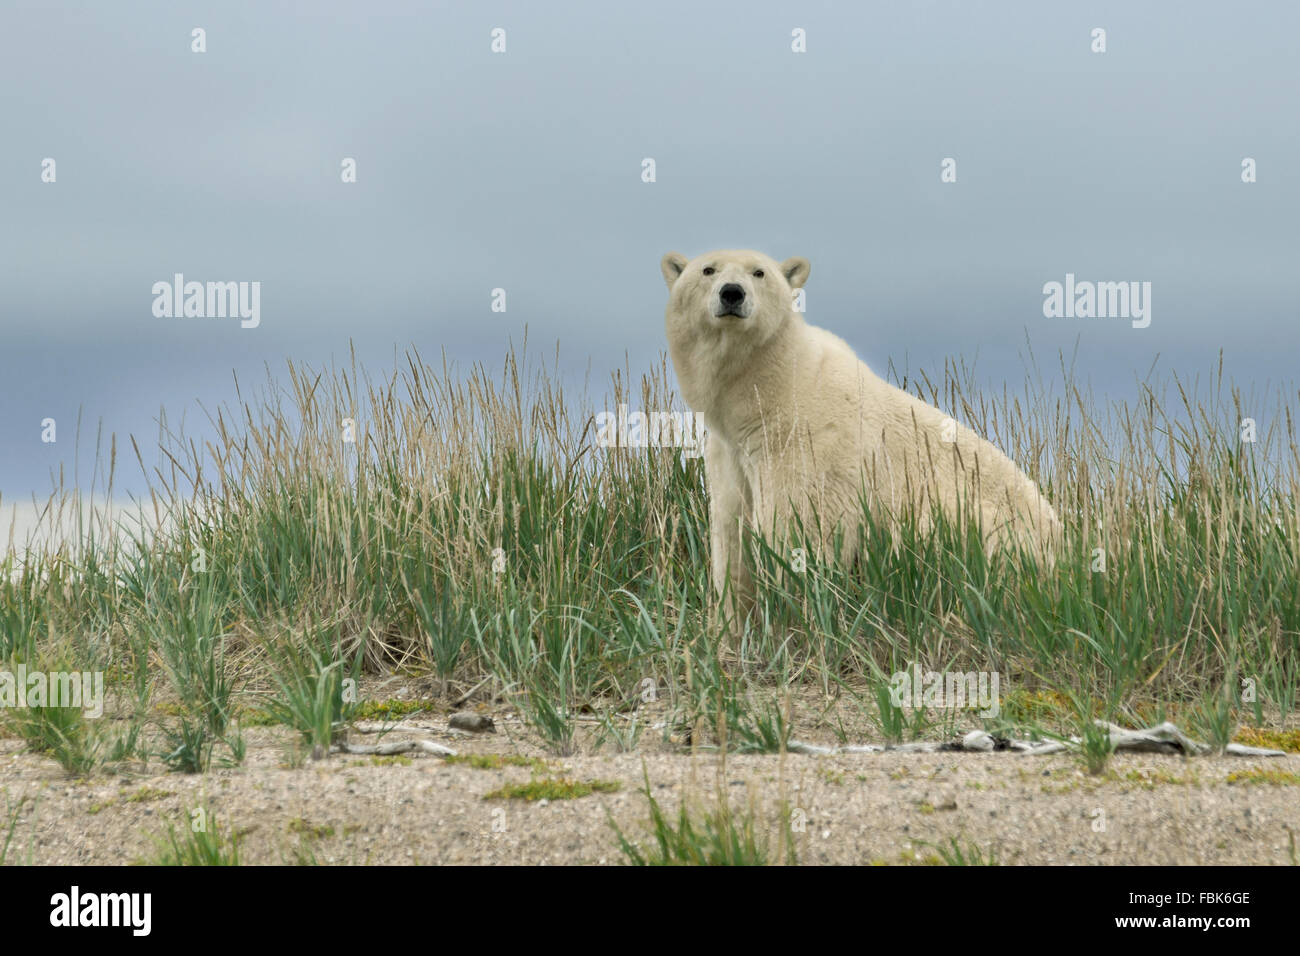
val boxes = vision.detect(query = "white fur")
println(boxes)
[661,249,1061,613]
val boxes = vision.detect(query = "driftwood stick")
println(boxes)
[352,720,445,735]
[332,739,457,757]
[786,722,1285,758]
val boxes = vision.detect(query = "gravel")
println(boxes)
[3,725,1297,865]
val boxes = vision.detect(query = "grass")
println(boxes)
[146,815,242,865]
[0,794,29,866]
[262,627,361,756]
[611,769,797,866]
[913,837,1000,866]
[151,584,242,772]
[6,694,105,776]
[1078,716,1117,775]
[1,344,1298,775]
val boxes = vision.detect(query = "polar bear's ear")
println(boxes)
[661,252,688,289]
[781,257,811,289]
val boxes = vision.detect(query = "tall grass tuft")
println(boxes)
[611,768,797,866]
[263,618,362,757]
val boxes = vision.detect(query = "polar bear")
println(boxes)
[660,248,1061,616]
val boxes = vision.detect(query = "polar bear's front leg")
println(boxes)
[704,432,753,619]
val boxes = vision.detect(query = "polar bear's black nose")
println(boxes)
[719,284,746,308]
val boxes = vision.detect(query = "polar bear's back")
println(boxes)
[807,332,1060,556]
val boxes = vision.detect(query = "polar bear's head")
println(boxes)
[660,249,810,339]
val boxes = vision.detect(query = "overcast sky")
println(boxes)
[2,0,1297,503]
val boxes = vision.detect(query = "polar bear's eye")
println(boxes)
[702,267,715,276]
[753,270,765,278]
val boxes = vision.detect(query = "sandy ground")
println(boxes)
[3,709,1297,866]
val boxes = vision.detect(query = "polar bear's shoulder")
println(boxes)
[800,321,881,395]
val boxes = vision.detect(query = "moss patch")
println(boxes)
[287,818,336,839]
[447,753,550,773]
[483,778,619,801]
[1107,768,1199,790]
[89,786,173,814]
[818,766,845,786]
[1233,728,1300,753]
[239,708,281,728]
[349,755,413,767]
[352,699,434,722]
[1001,689,1073,724]
[1225,768,1300,787]
[124,786,174,805]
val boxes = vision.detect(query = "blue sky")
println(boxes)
[2,0,1296,500]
